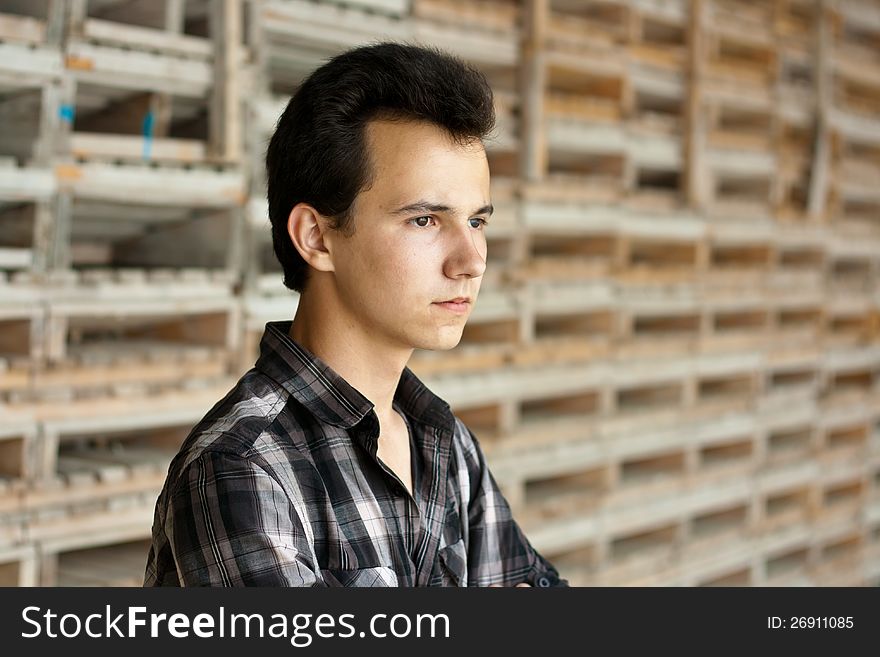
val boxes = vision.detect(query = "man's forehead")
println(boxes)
[374,168,491,213]
[364,118,490,210]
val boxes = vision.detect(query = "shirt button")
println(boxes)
[537,576,551,587]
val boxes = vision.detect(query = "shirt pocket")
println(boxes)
[436,537,468,587]
[320,565,399,587]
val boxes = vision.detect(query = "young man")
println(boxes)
[144,42,567,587]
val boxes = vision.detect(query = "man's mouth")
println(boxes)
[433,297,471,314]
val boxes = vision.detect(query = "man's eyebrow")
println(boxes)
[389,201,494,217]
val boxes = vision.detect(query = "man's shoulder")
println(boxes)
[166,367,307,482]
[445,412,485,463]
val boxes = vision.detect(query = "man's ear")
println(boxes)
[287,202,335,274]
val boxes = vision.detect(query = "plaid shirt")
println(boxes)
[144,320,567,587]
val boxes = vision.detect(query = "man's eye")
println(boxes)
[409,216,434,227]
[469,217,488,229]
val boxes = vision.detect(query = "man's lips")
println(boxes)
[433,297,471,314]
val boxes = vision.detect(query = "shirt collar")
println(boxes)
[255,320,455,435]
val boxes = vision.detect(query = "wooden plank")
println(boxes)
[55,537,152,586]
[27,504,155,554]
[260,0,409,50]
[209,0,243,163]
[0,247,32,269]
[0,43,62,85]
[0,166,55,202]
[412,0,517,31]
[55,162,245,207]
[0,13,46,45]
[520,0,548,181]
[65,42,212,98]
[70,132,207,162]
[82,18,212,59]
[685,0,707,209]
[808,0,831,218]
[0,545,38,586]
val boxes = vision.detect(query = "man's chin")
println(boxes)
[412,333,463,352]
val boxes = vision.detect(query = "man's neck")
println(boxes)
[288,289,413,428]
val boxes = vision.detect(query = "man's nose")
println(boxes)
[443,222,487,279]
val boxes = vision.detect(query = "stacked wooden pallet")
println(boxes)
[1,0,878,587]
[775,0,818,220]
[0,0,243,585]
[828,0,880,232]
[697,0,780,216]
[485,0,880,586]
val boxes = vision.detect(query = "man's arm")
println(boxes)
[459,424,569,587]
[166,450,320,586]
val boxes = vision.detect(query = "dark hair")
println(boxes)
[265,41,496,293]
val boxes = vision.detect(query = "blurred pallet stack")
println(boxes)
[474,0,880,586]
[1,0,878,587]
[0,0,244,586]
[1,0,65,587]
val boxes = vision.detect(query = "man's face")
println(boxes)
[326,118,490,352]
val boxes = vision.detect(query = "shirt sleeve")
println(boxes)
[165,450,321,586]
[459,424,569,587]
